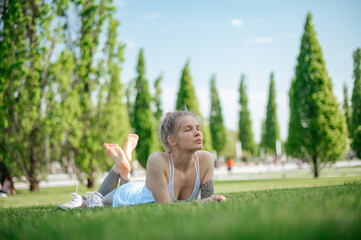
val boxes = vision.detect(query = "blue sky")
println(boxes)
[113,0,361,142]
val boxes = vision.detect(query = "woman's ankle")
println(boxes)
[112,165,129,181]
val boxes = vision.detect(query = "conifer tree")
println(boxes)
[209,75,226,154]
[238,74,255,155]
[176,60,201,114]
[126,78,136,125]
[175,60,212,152]
[286,12,347,177]
[351,48,361,158]
[151,74,164,152]
[260,119,266,154]
[261,72,280,154]
[153,74,163,122]
[343,83,352,137]
[133,49,158,168]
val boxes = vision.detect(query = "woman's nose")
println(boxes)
[194,129,201,136]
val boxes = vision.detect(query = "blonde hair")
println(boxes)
[157,109,199,152]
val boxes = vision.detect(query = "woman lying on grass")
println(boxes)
[58,110,226,210]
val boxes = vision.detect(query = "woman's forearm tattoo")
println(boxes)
[200,179,214,198]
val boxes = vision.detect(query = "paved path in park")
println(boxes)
[14,160,361,189]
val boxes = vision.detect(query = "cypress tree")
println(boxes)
[261,72,280,154]
[285,77,300,157]
[126,78,136,125]
[151,74,164,152]
[153,74,163,122]
[209,75,226,153]
[343,83,352,137]
[351,48,361,158]
[133,49,158,168]
[286,12,347,177]
[175,60,212,152]
[238,74,255,155]
[260,119,266,154]
[176,60,201,114]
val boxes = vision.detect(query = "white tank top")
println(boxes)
[168,152,201,202]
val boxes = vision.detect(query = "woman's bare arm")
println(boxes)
[199,151,227,202]
[145,153,171,203]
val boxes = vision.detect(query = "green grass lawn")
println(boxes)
[1,176,361,239]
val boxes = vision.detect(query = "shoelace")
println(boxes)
[65,184,80,204]
[84,191,104,205]
[66,193,80,204]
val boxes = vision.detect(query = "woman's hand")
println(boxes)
[201,194,227,203]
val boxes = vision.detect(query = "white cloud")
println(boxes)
[257,37,273,44]
[245,37,274,45]
[147,12,160,19]
[230,19,244,28]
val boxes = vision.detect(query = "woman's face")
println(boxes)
[172,115,203,151]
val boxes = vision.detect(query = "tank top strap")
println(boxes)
[168,153,171,180]
[195,152,200,176]
[170,153,175,180]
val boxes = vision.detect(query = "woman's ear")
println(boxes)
[167,135,176,146]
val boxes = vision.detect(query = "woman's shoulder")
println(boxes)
[196,151,214,164]
[196,151,214,181]
[146,152,169,168]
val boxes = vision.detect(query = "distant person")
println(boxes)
[58,110,226,210]
[214,158,218,169]
[272,155,278,165]
[227,158,234,173]
[0,176,16,197]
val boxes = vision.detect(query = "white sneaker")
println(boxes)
[0,192,7,197]
[57,192,86,210]
[57,184,86,210]
[85,191,104,208]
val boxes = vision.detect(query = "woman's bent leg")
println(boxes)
[103,188,118,205]
[97,169,129,197]
[97,168,120,196]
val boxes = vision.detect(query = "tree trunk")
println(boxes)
[87,173,95,188]
[29,179,39,192]
[312,155,319,178]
